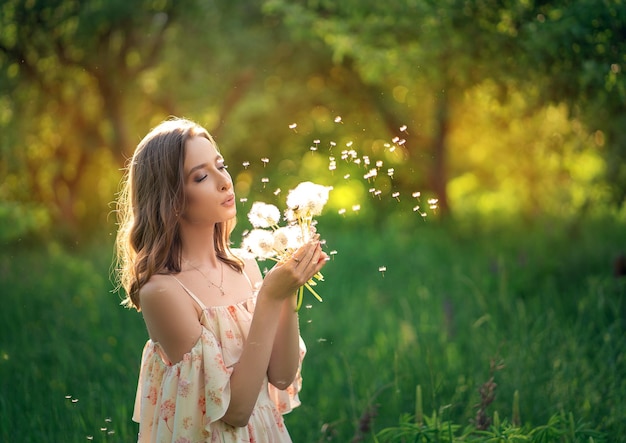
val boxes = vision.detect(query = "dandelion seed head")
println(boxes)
[286,181,333,217]
[248,202,280,228]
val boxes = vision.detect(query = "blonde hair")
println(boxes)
[115,117,243,310]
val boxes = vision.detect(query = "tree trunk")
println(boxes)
[431,90,450,217]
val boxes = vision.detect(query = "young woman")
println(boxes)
[115,117,328,442]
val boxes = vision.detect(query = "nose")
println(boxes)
[219,176,232,192]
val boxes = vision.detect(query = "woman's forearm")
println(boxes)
[267,295,301,390]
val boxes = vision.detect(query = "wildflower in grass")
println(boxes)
[242,181,332,310]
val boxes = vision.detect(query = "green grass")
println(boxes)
[1,214,624,442]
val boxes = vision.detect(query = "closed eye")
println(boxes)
[195,175,208,183]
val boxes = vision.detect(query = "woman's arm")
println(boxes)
[222,239,327,427]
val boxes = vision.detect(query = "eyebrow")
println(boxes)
[187,155,224,177]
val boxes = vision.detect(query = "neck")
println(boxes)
[179,222,220,268]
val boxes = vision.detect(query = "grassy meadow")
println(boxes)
[1,213,625,442]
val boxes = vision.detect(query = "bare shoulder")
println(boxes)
[139,274,182,310]
[138,273,202,359]
[242,256,263,282]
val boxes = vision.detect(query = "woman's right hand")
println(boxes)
[260,236,329,301]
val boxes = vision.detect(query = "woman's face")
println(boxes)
[181,135,236,226]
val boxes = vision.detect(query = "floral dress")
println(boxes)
[132,277,306,443]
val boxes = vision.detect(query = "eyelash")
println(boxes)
[194,165,228,182]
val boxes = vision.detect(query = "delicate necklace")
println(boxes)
[185,259,225,296]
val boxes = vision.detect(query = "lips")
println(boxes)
[222,194,236,206]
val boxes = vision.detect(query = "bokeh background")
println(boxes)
[1,1,625,441]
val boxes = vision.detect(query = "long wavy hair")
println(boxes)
[115,117,243,310]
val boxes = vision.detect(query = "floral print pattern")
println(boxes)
[133,296,306,442]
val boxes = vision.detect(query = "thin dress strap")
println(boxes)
[170,275,208,311]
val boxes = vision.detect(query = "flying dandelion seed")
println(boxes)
[363,155,370,166]
[399,125,408,133]
[330,250,338,256]
[412,191,421,198]
[346,141,353,147]
[318,338,327,342]
[338,208,346,215]
[352,204,361,212]
[334,116,343,123]
[72,399,79,403]
[100,427,107,432]
[379,266,387,276]
[328,158,337,172]
[65,395,72,399]
[313,139,320,145]
[343,174,351,179]
[374,190,382,199]
[369,188,376,194]
[105,418,112,423]
[261,157,269,166]
[388,168,395,178]
[305,304,313,309]
[390,145,397,152]
[354,158,361,165]
[261,177,269,188]
[289,123,297,132]
[392,192,400,201]
[239,198,248,203]
[364,169,377,180]
[273,188,281,195]
[428,198,439,209]
[242,161,250,169]
[87,436,93,441]
[376,160,383,168]
[392,136,400,143]
[413,205,421,212]
[310,145,318,152]
[330,141,336,148]
[398,139,406,146]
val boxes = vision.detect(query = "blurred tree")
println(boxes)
[0,0,191,232]
[263,0,626,215]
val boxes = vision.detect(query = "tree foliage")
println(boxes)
[0,0,624,239]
